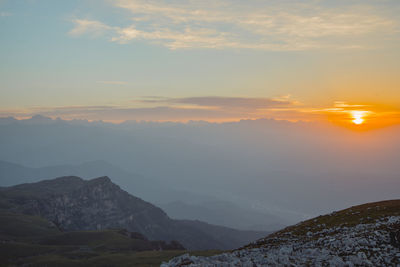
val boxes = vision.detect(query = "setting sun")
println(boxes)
[351,111,367,125]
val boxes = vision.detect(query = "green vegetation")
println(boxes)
[0,211,220,266]
[246,199,400,249]
[0,243,221,267]
[0,242,75,262]
[0,212,61,242]
[280,199,400,237]
[41,230,175,252]
[1,250,221,267]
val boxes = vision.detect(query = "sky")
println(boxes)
[1,0,400,128]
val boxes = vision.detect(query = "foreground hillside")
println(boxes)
[163,200,400,266]
[0,176,265,250]
[0,212,191,266]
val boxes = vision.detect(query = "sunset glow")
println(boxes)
[351,111,367,125]
[0,1,400,128]
[2,1,400,265]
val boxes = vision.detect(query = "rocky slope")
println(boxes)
[0,176,265,250]
[0,160,285,233]
[162,200,400,266]
[0,159,169,203]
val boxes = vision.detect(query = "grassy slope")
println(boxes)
[40,230,179,252]
[0,212,61,242]
[0,212,221,266]
[280,200,400,235]
[0,242,221,267]
[247,199,400,248]
[2,250,221,267]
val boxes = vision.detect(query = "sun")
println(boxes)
[351,111,367,125]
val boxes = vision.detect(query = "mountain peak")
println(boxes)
[89,176,112,183]
[86,176,115,188]
[0,176,266,250]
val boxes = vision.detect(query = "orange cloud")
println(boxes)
[315,101,400,130]
[0,99,399,129]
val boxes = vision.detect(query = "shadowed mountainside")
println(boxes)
[0,159,286,232]
[0,176,266,250]
[0,212,190,266]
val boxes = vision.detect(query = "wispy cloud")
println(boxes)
[69,19,113,37]
[0,96,298,122]
[0,105,247,122]
[68,0,399,50]
[1,99,399,126]
[137,96,293,110]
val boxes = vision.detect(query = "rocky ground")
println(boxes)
[162,201,400,266]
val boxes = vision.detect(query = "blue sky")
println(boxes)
[1,0,400,124]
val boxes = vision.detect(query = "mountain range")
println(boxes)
[2,115,399,224]
[161,200,286,232]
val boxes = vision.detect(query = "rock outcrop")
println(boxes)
[0,176,265,250]
[163,200,400,266]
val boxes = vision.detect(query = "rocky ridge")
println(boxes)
[0,176,265,250]
[162,200,400,266]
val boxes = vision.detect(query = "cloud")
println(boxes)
[68,0,399,50]
[0,105,246,122]
[0,96,298,122]
[332,101,370,109]
[1,99,399,125]
[316,101,372,113]
[138,96,293,110]
[69,19,113,37]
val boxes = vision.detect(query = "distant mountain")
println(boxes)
[0,176,266,250]
[0,160,168,203]
[0,160,34,186]
[0,160,287,232]
[3,115,399,225]
[163,200,400,266]
[161,200,286,231]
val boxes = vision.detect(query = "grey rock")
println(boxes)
[0,176,265,250]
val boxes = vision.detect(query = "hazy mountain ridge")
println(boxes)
[161,200,285,232]
[0,159,287,232]
[1,115,399,224]
[0,176,266,250]
[0,159,166,203]
[163,200,400,266]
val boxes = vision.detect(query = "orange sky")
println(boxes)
[1,0,400,130]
